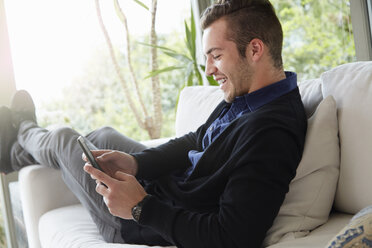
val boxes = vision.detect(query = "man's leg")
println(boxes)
[86,126,146,153]
[13,121,147,243]
[10,142,36,169]
[7,90,148,243]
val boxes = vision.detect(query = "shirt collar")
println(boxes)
[230,71,297,115]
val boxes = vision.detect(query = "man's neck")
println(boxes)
[249,67,286,93]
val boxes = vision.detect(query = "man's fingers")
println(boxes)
[96,182,109,196]
[82,150,112,162]
[84,163,97,179]
[114,171,133,181]
[95,151,122,164]
[84,164,115,187]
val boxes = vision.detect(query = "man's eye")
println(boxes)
[213,55,221,60]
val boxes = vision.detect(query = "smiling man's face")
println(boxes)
[203,18,254,103]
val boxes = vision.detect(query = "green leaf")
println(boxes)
[132,0,149,11]
[206,75,219,86]
[190,9,196,58]
[184,21,193,55]
[187,72,194,86]
[163,51,192,63]
[138,41,191,62]
[144,66,183,79]
[138,42,176,53]
[194,63,203,85]
[185,63,194,86]
[184,19,197,61]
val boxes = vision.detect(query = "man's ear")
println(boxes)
[245,38,265,62]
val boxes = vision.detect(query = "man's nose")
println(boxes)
[205,58,217,76]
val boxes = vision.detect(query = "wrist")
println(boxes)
[131,194,152,222]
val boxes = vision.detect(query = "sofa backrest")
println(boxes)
[320,61,372,214]
[175,86,223,137]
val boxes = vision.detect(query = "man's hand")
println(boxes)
[82,150,138,177]
[84,164,147,219]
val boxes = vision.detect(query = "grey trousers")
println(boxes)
[11,121,147,243]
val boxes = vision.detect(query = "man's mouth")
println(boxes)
[217,78,227,85]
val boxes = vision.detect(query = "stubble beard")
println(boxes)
[225,60,254,103]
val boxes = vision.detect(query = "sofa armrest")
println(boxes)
[19,165,79,248]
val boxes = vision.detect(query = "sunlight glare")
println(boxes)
[4,0,188,107]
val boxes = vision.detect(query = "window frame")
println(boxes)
[351,0,372,61]
[0,0,18,247]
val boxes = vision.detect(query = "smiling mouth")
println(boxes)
[217,78,227,85]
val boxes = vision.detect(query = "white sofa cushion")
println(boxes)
[39,205,351,248]
[39,204,176,248]
[298,78,323,118]
[321,62,372,214]
[264,96,340,246]
[19,165,80,248]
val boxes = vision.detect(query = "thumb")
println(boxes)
[95,150,116,162]
[91,150,113,159]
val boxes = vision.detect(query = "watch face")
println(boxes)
[132,195,150,222]
[132,205,141,222]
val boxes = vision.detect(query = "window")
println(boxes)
[272,0,356,80]
[2,1,190,245]
[4,0,190,140]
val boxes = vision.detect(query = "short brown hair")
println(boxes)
[201,0,283,69]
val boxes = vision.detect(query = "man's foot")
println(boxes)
[10,90,37,129]
[0,106,17,174]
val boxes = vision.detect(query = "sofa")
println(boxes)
[18,61,372,248]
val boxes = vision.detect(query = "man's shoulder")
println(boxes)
[235,88,306,134]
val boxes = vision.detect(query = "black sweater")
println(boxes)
[123,88,307,248]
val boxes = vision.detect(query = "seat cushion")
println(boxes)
[267,213,352,248]
[39,204,176,248]
[39,206,350,248]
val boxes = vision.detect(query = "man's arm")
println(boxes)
[135,128,302,248]
[86,126,202,180]
[133,132,198,180]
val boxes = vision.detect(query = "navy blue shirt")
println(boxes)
[184,71,298,178]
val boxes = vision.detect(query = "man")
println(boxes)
[0,0,307,247]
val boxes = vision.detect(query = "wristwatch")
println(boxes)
[132,194,151,222]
